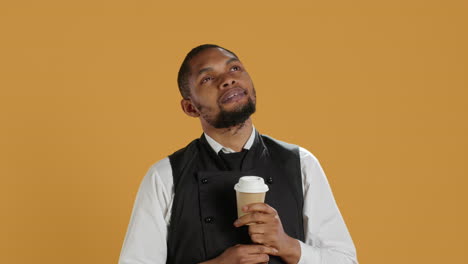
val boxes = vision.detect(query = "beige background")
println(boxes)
[1,0,467,263]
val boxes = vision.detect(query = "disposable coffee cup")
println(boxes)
[234,176,269,219]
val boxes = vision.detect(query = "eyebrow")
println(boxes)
[196,57,240,77]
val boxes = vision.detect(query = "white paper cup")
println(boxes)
[234,176,269,218]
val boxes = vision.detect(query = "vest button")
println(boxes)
[267,177,274,184]
[204,216,214,223]
[201,178,208,184]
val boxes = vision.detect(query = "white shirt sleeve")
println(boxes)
[297,147,358,264]
[119,158,173,264]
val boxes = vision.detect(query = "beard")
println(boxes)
[194,95,257,129]
[211,97,256,128]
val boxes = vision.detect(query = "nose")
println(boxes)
[220,77,236,89]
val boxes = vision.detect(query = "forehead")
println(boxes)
[189,48,238,72]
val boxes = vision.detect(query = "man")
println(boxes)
[119,44,358,264]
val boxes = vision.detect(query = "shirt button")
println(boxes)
[201,178,208,184]
[267,177,274,184]
[204,216,214,223]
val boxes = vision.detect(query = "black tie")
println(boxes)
[218,149,248,170]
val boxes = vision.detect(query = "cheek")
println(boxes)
[194,93,220,110]
[193,87,215,100]
[239,73,253,86]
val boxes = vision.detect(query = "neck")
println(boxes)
[201,118,253,152]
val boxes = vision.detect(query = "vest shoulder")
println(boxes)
[261,135,320,163]
[168,138,201,178]
[260,134,300,152]
[169,138,200,158]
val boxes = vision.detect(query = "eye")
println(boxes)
[230,65,241,71]
[201,76,213,84]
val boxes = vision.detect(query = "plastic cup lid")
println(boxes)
[234,176,269,193]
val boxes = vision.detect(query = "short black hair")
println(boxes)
[177,44,239,99]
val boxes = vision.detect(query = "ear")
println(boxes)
[181,98,200,117]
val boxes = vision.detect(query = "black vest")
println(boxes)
[167,131,304,264]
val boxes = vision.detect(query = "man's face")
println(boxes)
[187,48,257,128]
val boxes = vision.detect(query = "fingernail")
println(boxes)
[233,220,239,226]
[242,206,248,212]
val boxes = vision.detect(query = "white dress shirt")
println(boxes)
[119,127,358,264]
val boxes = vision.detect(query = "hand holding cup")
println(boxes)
[233,177,300,264]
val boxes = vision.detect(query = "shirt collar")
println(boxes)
[204,125,256,154]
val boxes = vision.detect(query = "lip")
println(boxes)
[219,87,247,104]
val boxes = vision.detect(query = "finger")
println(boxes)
[241,254,269,264]
[248,223,267,235]
[243,203,277,214]
[244,244,278,256]
[250,233,266,245]
[234,212,270,227]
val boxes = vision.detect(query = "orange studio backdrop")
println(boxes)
[1,0,467,263]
